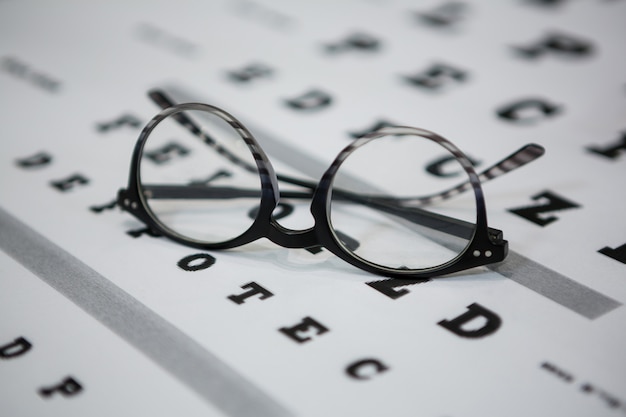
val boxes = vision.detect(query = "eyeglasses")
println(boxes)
[118,90,545,279]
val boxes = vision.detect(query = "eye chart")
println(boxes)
[1,1,625,416]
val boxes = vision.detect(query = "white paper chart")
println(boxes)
[1,1,625,416]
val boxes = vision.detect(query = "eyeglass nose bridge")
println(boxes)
[264,220,320,249]
[251,175,339,252]
[255,182,327,250]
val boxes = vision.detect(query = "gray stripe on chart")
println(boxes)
[490,251,620,319]
[0,207,293,417]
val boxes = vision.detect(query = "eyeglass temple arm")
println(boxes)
[327,188,503,242]
[393,143,545,207]
[360,195,504,243]
[141,183,495,243]
[141,184,311,200]
[148,89,544,202]
[140,140,544,207]
[148,89,545,205]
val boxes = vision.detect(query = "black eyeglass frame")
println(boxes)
[118,101,512,279]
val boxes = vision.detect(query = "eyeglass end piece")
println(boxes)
[523,143,546,159]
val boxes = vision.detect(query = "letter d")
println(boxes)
[438,303,502,338]
[0,337,32,359]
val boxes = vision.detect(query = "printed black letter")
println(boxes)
[426,154,480,177]
[126,227,162,238]
[279,316,329,343]
[249,202,294,221]
[228,62,273,83]
[50,173,90,192]
[403,63,468,91]
[228,282,274,304]
[96,114,142,133]
[366,278,430,300]
[15,151,52,169]
[438,303,502,338]
[513,32,593,59]
[416,2,468,27]
[144,141,190,164]
[496,98,561,124]
[177,253,216,271]
[349,119,398,139]
[325,32,381,54]
[508,190,581,226]
[599,243,626,265]
[587,132,626,160]
[0,336,32,359]
[89,199,117,214]
[284,89,333,111]
[346,358,389,380]
[39,376,83,398]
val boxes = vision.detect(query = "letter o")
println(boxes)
[177,253,216,271]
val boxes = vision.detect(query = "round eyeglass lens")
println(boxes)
[138,105,262,244]
[328,130,478,271]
